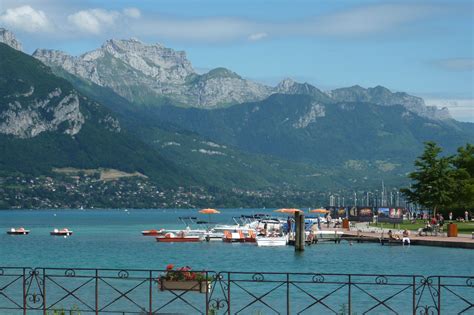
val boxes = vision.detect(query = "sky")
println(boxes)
[1,0,473,122]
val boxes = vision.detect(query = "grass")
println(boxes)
[369,219,474,234]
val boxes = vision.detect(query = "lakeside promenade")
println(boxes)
[333,223,474,249]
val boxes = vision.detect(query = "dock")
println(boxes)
[340,230,474,249]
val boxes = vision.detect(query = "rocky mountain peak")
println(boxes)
[331,85,451,120]
[277,78,297,90]
[0,28,22,51]
[99,38,194,74]
[202,67,241,80]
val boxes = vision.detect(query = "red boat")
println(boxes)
[155,232,202,242]
[7,227,29,235]
[50,228,73,236]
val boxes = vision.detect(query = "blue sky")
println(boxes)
[1,0,473,121]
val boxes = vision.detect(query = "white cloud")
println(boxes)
[128,3,442,42]
[432,58,474,72]
[123,8,141,19]
[425,98,474,123]
[306,4,438,36]
[0,2,454,42]
[67,9,119,34]
[248,32,268,41]
[134,17,256,41]
[0,5,51,33]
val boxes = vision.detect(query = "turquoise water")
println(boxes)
[0,209,473,314]
[1,209,473,275]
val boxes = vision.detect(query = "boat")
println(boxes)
[7,227,30,235]
[142,229,165,236]
[50,228,73,236]
[223,230,246,242]
[155,232,203,243]
[256,234,288,247]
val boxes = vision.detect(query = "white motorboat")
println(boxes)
[7,227,30,235]
[256,235,288,247]
[50,228,73,236]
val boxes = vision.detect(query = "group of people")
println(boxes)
[453,210,471,222]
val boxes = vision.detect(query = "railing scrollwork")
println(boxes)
[0,267,471,314]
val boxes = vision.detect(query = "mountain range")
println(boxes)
[1,28,472,202]
[32,37,450,121]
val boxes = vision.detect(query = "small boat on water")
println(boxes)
[142,229,165,236]
[256,234,288,247]
[156,232,203,243]
[7,227,30,235]
[50,228,73,236]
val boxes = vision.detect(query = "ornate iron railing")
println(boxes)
[0,267,472,314]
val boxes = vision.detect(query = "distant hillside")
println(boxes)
[59,70,351,190]
[0,42,193,187]
[50,58,474,188]
[144,94,473,172]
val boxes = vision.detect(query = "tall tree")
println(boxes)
[451,144,474,210]
[400,142,455,217]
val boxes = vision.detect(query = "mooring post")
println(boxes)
[295,212,305,251]
[294,212,300,250]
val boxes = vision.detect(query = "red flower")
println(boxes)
[166,264,174,271]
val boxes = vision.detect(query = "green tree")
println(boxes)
[451,144,474,210]
[400,142,455,217]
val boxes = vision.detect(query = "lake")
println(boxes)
[1,209,472,275]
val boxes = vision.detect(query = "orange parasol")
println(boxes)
[310,209,330,214]
[274,208,303,214]
[199,208,221,214]
[199,208,221,224]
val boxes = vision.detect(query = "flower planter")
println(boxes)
[159,280,210,293]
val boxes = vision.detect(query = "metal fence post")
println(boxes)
[412,276,416,315]
[227,273,231,315]
[286,273,290,315]
[22,268,26,315]
[348,274,352,314]
[149,270,153,315]
[95,269,99,315]
[42,268,46,315]
[205,271,209,315]
[437,276,441,315]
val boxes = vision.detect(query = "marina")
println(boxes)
[1,209,473,271]
[4,208,474,251]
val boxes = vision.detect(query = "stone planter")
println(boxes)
[159,280,210,293]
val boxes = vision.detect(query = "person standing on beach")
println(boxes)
[317,216,321,230]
